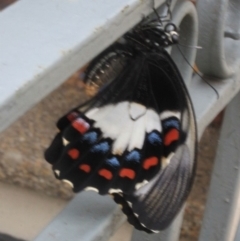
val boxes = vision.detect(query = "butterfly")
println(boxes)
[44,7,197,233]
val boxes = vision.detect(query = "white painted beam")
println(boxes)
[0,0,162,133]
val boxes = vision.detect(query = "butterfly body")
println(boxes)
[83,43,133,97]
[45,13,197,233]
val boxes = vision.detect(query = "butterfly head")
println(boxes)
[164,23,179,44]
[125,20,179,52]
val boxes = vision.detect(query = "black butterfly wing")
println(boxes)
[45,47,197,232]
[115,51,197,232]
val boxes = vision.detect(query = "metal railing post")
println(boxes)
[199,90,240,241]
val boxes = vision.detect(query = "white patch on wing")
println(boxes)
[139,220,159,233]
[133,212,159,233]
[109,188,122,194]
[161,152,174,168]
[85,187,99,193]
[135,180,149,190]
[128,113,146,151]
[62,138,69,146]
[85,107,99,118]
[92,102,130,140]
[112,119,133,155]
[133,212,139,217]
[54,170,60,176]
[85,102,157,154]
[145,109,161,133]
[63,179,74,188]
[86,105,115,122]
[137,215,160,233]
[160,111,181,120]
[129,102,146,120]
[139,223,158,233]
[127,201,133,208]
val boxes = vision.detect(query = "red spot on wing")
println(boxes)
[79,164,91,173]
[67,112,79,122]
[119,168,135,179]
[164,129,179,146]
[72,118,90,134]
[98,169,113,180]
[68,148,79,159]
[143,157,158,170]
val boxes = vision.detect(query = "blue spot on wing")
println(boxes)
[125,150,140,163]
[147,132,162,145]
[82,131,98,144]
[106,157,120,167]
[91,142,110,153]
[163,119,180,129]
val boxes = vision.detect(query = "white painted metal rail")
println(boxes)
[0,0,240,240]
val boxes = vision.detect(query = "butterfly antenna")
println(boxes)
[176,45,219,99]
[126,35,150,49]
[178,43,202,49]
